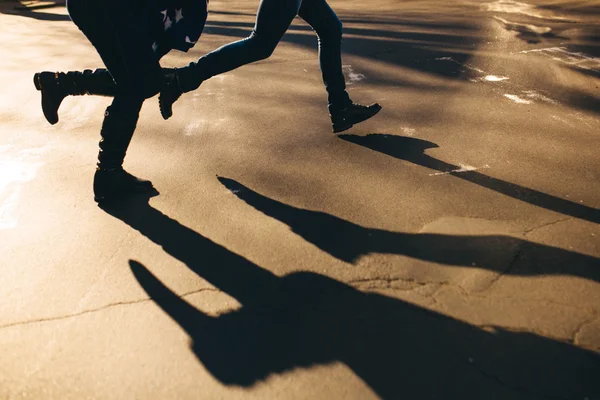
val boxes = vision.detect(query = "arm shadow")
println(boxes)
[100,193,600,399]
[101,193,600,399]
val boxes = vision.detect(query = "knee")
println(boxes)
[248,31,277,61]
[110,95,144,121]
[122,70,162,100]
[140,72,162,99]
[333,18,343,38]
[141,83,161,100]
[321,18,343,42]
[332,18,344,40]
[255,44,276,61]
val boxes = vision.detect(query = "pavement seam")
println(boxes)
[467,358,565,400]
[347,276,449,289]
[348,277,594,315]
[572,314,600,345]
[522,217,573,237]
[349,276,597,310]
[467,244,523,293]
[0,287,220,330]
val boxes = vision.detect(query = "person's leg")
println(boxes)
[160,0,302,119]
[34,68,116,125]
[181,0,301,89]
[35,0,163,126]
[298,0,350,110]
[67,0,162,203]
[93,95,151,203]
[299,0,381,133]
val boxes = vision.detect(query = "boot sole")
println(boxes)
[332,104,382,133]
[94,186,155,204]
[94,182,156,204]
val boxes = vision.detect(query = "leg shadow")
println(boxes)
[339,134,600,225]
[217,177,600,283]
[105,193,600,398]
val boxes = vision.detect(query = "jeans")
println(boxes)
[66,0,163,168]
[66,0,162,116]
[178,0,351,110]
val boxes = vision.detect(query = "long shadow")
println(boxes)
[217,177,600,282]
[570,65,600,80]
[101,195,600,400]
[0,2,70,21]
[101,196,600,399]
[198,14,600,118]
[340,134,600,225]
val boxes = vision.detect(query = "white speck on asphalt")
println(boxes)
[429,164,489,176]
[343,65,365,85]
[504,94,532,104]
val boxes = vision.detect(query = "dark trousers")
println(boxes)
[66,0,163,167]
[178,0,351,110]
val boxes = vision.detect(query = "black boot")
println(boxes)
[159,69,185,120]
[330,103,382,133]
[93,167,154,204]
[33,69,116,125]
[93,105,153,204]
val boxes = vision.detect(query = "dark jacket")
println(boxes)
[151,0,208,57]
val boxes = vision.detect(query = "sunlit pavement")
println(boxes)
[1,0,599,399]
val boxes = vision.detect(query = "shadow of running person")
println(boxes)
[101,195,600,399]
[339,134,600,225]
[217,177,600,283]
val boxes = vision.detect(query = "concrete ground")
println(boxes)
[1,0,599,399]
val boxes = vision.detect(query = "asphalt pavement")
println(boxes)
[1,0,599,399]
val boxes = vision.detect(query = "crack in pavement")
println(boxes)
[468,357,566,400]
[349,275,594,312]
[0,287,220,331]
[523,218,572,237]
[362,277,599,342]
[348,276,449,291]
[465,244,524,294]
[572,314,600,344]
[475,217,575,294]
[75,234,132,311]
[3,273,596,352]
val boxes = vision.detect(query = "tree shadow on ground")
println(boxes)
[100,195,600,399]
[196,10,600,116]
[570,65,600,80]
[339,134,600,225]
[493,18,569,44]
[199,14,482,84]
[0,1,70,21]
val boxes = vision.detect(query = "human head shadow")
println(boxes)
[217,177,600,283]
[339,134,600,225]
[101,195,600,398]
